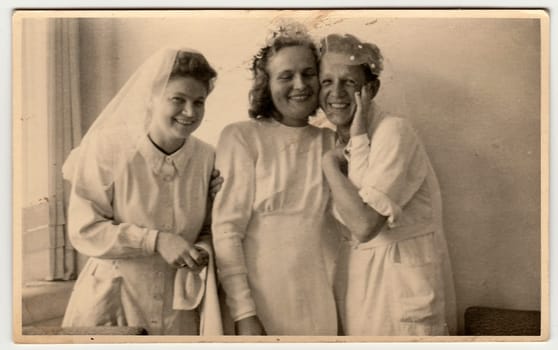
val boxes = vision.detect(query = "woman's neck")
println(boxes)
[336,125,351,145]
[147,132,186,155]
[271,110,309,128]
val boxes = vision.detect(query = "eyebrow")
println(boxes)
[169,91,206,99]
[277,67,316,75]
[276,69,294,75]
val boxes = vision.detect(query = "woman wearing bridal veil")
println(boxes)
[61,47,221,335]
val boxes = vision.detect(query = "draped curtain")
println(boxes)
[45,18,82,280]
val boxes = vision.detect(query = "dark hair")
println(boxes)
[169,50,217,93]
[248,36,319,119]
[360,64,379,83]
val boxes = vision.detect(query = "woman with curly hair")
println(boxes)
[212,23,339,336]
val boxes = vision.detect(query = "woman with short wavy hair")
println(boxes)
[212,22,339,336]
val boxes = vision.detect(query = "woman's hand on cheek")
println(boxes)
[350,84,372,138]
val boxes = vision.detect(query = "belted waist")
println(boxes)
[341,222,436,250]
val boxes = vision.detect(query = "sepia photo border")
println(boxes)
[10,7,550,345]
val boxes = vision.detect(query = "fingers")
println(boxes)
[196,249,210,267]
[188,247,201,262]
[176,254,198,270]
[191,248,209,267]
[210,169,223,187]
[209,179,224,197]
[176,248,209,270]
[355,85,372,113]
[211,168,220,178]
[210,176,224,187]
[361,83,372,101]
[159,233,210,270]
[354,90,362,115]
[209,168,224,198]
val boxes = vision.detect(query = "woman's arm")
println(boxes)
[323,147,386,243]
[68,134,160,258]
[69,133,204,269]
[332,117,429,241]
[211,124,263,334]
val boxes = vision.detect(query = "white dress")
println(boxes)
[212,118,340,335]
[334,104,458,336]
[62,127,215,335]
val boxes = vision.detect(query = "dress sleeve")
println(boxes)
[211,124,257,321]
[346,133,371,188]
[358,118,428,227]
[68,133,159,258]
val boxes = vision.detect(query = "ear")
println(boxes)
[369,80,381,99]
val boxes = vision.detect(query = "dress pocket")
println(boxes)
[387,233,446,334]
[63,259,126,327]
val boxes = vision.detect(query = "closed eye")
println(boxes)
[278,73,293,80]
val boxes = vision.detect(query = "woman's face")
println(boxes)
[319,54,367,128]
[267,46,319,126]
[149,76,208,148]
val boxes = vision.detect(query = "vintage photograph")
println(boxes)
[12,9,548,343]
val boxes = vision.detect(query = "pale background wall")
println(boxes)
[21,13,542,333]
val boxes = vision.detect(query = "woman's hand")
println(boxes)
[349,83,373,138]
[235,315,267,335]
[209,169,224,199]
[156,232,206,271]
[192,247,209,272]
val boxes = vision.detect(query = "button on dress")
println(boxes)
[212,118,340,335]
[62,128,215,335]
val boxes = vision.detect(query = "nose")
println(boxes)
[331,81,346,97]
[181,102,193,117]
[293,74,305,89]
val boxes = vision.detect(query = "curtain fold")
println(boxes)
[46,18,82,281]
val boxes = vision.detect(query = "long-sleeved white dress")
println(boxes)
[334,103,457,336]
[61,127,215,335]
[212,118,340,335]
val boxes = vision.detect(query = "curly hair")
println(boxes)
[319,33,383,83]
[248,35,319,119]
[169,50,217,93]
[360,63,379,83]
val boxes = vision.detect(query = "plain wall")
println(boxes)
[75,14,542,333]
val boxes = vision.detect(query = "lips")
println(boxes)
[174,117,196,126]
[328,102,350,109]
[289,92,312,102]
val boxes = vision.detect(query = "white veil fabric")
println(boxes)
[62,47,208,181]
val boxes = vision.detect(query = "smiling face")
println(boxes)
[267,45,319,126]
[148,76,208,153]
[319,54,368,128]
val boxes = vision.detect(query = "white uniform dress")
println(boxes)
[62,127,215,335]
[334,104,457,336]
[212,118,339,335]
